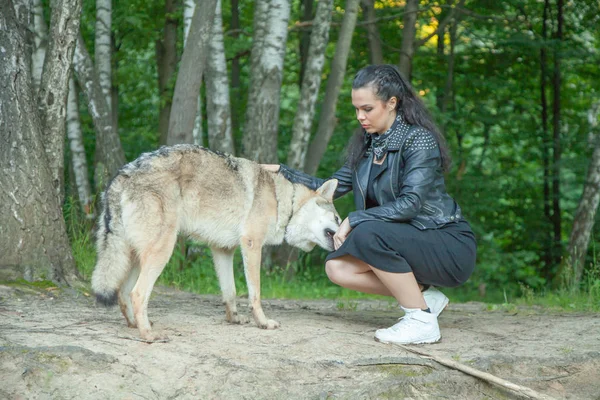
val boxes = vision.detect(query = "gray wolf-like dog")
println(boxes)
[91,144,340,342]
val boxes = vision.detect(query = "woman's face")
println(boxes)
[351,87,397,135]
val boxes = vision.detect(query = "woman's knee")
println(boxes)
[325,259,344,285]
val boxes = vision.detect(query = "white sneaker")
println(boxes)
[375,307,441,344]
[422,287,449,317]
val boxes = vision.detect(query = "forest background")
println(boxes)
[1,0,599,308]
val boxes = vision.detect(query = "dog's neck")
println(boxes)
[272,174,296,243]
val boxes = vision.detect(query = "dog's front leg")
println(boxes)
[211,247,249,325]
[240,237,280,329]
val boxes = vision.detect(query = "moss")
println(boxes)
[0,279,58,289]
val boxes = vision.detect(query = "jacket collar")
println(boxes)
[365,114,413,161]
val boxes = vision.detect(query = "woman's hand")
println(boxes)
[260,164,280,173]
[333,218,352,250]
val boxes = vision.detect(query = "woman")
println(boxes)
[263,64,476,345]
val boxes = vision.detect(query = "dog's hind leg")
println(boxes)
[211,247,249,325]
[118,260,140,328]
[131,228,178,342]
[240,237,280,330]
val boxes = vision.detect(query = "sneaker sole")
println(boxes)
[374,334,441,345]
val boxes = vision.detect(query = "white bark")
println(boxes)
[206,0,234,154]
[31,0,47,91]
[67,77,94,217]
[287,0,334,170]
[305,0,360,174]
[183,0,195,46]
[242,0,291,163]
[37,0,82,204]
[95,0,112,116]
[565,102,600,285]
[184,0,203,145]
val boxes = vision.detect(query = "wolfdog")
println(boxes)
[91,145,340,342]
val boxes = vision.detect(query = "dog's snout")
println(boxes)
[325,228,336,238]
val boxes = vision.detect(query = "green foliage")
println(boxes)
[67,0,600,304]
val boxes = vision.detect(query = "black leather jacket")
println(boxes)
[279,123,464,230]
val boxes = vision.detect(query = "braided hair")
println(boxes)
[345,64,451,172]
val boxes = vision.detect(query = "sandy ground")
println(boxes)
[1,283,599,400]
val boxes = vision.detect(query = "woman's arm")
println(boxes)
[277,163,354,200]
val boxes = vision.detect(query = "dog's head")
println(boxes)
[286,179,340,252]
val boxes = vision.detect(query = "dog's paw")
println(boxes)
[260,319,280,330]
[140,331,170,343]
[228,314,251,324]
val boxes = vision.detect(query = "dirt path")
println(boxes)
[1,284,599,399]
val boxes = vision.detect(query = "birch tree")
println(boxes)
[67,78,94,216]
[168,0,217,145]
[73,34,125,189]
[157,0,179,145]
[95,0,112,122]
[287,0,334,170]
[183,0,204,145]
[206,0,235,154]
[37,0,82,203]
[304,0,360,175]
[561,103,600,287]
[242,0,291,163]
[0,0,78,284]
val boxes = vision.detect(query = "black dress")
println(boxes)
[325,157,476,288]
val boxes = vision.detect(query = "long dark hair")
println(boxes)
[346,64,451,172]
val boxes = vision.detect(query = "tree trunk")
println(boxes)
[299,0,314,86]
[73,34,125,190]
[360,0,383,65]
[31,0,47,91]
[551,0,563,270]
[157,0,179,145]
[95,0,112,124]
[287,0,334,170]
[230,0,241,138]
[241,0,291,163]
[168,0,217,145]
[37,0,82,204]
[0,0,78,284]
[561,103,600,286]
[304,0,360,175]
[67,77,94,217]
[183,0,204,146]
[206,0,235,154]
[540,0,553,275]
[398,0,418,80]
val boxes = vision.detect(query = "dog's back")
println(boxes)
[92,145,274,305]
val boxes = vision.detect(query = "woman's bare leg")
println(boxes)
[325,255,427,309]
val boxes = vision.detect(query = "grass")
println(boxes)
[64,205,599,313]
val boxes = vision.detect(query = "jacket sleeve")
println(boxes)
[278,163,353,200]
[348,129,440,227]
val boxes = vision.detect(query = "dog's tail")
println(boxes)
[91,180,131,307]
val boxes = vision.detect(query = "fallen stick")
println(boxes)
[394,344,557,400]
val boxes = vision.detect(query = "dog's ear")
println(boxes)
[316,179,338,201]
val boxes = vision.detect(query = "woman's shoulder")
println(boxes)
[404,126,438,152]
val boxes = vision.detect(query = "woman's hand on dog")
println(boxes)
[333,218,352,250]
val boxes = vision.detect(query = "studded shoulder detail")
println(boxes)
[405,128,438,151]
